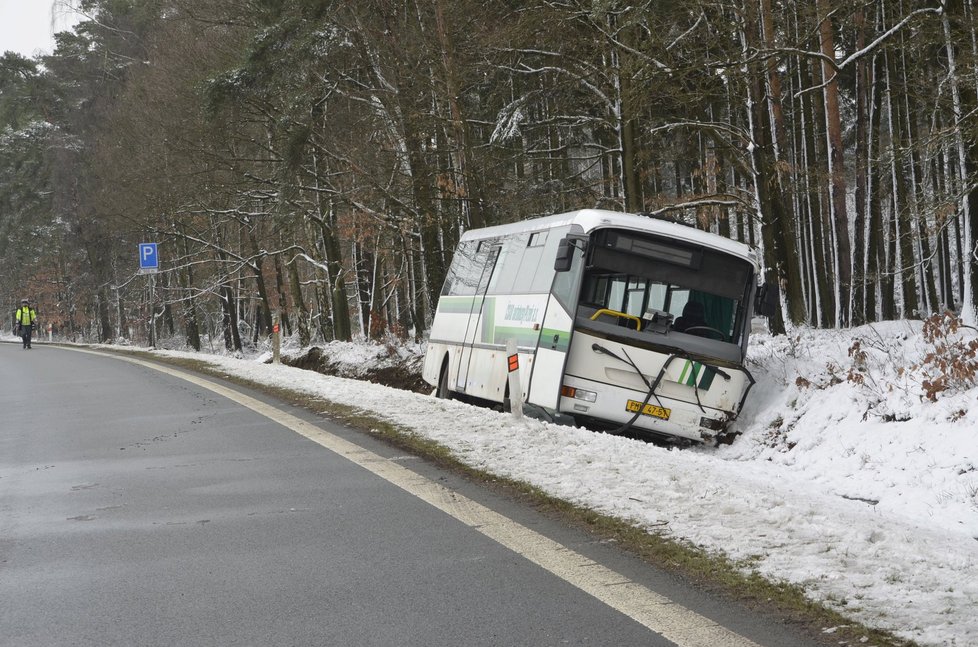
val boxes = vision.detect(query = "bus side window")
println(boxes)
[530,232,559,293]
[606,276,627,311]
[667,289,690,319]
[485,243,511,294]
[442,241,493,296]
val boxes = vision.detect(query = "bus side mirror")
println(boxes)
[554,237,573,272]
[755,282,780,318]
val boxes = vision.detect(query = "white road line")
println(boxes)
[75,348,762,647]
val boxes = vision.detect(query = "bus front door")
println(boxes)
[527,236,584,410]
[455,246,500,393]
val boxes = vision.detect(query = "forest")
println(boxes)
[0,0,975,349]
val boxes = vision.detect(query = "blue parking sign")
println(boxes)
[139,243,159,273]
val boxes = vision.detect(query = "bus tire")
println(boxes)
[436,360,453,400]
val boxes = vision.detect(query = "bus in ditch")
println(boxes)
[422,208,778,445]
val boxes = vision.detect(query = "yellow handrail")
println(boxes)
[590,308,642,331]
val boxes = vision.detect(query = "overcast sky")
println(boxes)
[0,0,79,58]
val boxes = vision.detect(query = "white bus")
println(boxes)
[422,209,778,445]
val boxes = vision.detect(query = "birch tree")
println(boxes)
[815,0,853,326]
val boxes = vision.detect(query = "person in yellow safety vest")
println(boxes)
[14,298,37,349]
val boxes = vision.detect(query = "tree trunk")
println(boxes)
[852,8,869,326]
[935,154,956,310]
[883,46,920,318]
[743,0,804,333]
[97,285,113,343]
[273,249,292,336]
[288,254,311,346]
[220,281,242,352]
[883,189,899,321]
[816,0,852,326]
[177,232,201,351]
[943,0,978,320]
[405,233,424,342]
[808,58,834,327]
[353,240,374,337]
[433,0,484,230]
[246,227,274,336]
[897,36,939,316]
[865,51,884,322]
[318,216,351,341]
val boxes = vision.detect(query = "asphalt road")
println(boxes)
[0,342,827,647]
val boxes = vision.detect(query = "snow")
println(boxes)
[90,320,978,646]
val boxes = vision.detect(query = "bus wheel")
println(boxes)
[436,362,453,400]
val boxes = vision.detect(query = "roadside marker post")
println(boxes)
[272,311,281,364]
[506,338,524,419]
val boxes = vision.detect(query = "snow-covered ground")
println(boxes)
[26,319,978,646]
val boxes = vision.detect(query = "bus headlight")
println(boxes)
[699,416,725,431]
[561,385,597,402]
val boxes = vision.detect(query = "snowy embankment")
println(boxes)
[134,320,973,646]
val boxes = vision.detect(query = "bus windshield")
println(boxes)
[578,229,754,344]
[580,275,738,340]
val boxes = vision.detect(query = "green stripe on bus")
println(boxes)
[699,366,717,390]
[539,327,570,353]
[679,360,717,390]
[481,297,495,343]
[437,296,569,352]
[437,296,478,313]
[493,326,542,347]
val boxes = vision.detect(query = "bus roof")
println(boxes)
[459,209,759,266]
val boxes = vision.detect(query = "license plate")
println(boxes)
[626,400,671,420]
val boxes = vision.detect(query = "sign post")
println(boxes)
[139,243,159,348]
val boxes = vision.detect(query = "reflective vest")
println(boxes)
[16,307,36,326]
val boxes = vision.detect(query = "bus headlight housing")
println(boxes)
[699,416,725,431]
[561,385,597,402]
